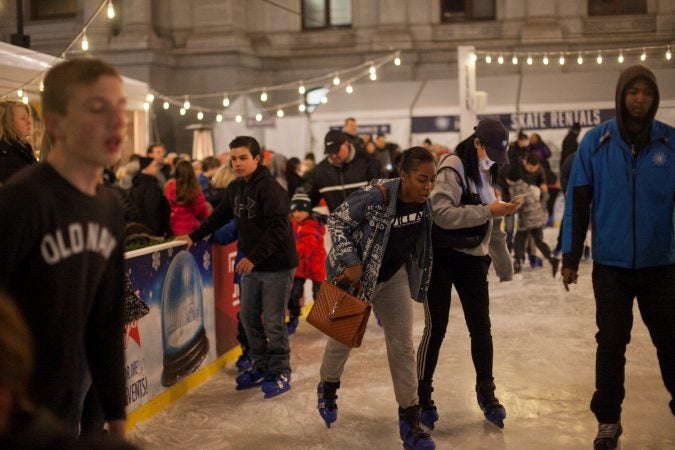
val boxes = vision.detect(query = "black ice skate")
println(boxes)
[317,381,340,428]
[476,381,506,429]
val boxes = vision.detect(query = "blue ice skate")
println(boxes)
[262,373,291,398]
[286,316,299,335]
[419,405,439,430]
[235,368,264,390]
[399,406,436,450]
[317,381,340,428]
[235,353,252,374]
[476,382,506,429]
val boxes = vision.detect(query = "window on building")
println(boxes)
[441,0,495,22]
[302,0,352,29]
[30,0,78,20]
[588,0,647,16]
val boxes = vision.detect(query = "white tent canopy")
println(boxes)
[0,41,149,110]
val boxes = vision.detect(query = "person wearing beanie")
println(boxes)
[562,65,675,450]
[286,192,326,335]
[416,118,518,431]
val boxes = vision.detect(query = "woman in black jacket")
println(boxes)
[0,100,37,185]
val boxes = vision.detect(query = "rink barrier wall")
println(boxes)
[125,346,243,431]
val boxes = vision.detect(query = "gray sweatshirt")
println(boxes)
[430,155,513,281]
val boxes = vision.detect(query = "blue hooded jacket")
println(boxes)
[562,65,675,269]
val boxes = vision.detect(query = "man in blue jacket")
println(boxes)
[561,65,675,450]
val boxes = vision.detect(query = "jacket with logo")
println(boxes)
[190,164,298,271]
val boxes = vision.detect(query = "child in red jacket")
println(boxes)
[165,160,211,235]
[287,193,326,334]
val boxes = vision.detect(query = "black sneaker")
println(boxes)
[593,423,622,450]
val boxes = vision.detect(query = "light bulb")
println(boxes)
[526,55,533,65]
[394,56,401,66]
[333,75,340,86]
[559,55,565,65]
[640,49,646,61]
[235,115,242,123]
[577,54,583,65]
[485,55,492,64]
[346,84,353,94]
[298,104,306,112]
[276,109,284,118]
[107,0,115,19]
[81,30,89,51]
[260,91,268,102]
[255,113,262,122]
[543,55,549,65]
[369,65,376,74]
[163,101,169,110]
[596,53,603,64]
[222,96,230,107]
[320,96,328,104]
[497,55,504,64]
[618,52,624,63]
[298,84,305,95]
[146,93,154,102]
[17,89,23,97]
[471,53,478,63]
[22,96,29,105]
[183,100,190,110]
[39,80,44,92]
[512,56,518,65]
[216,114,223,122]
[179,108,186,116]
[197,111,204,120]
[666,47,672,60]
[143,102,149,111]
[369,72,377,81]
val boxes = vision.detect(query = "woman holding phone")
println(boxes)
[416,119,518,430]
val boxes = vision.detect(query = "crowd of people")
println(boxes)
[0,57,672,450]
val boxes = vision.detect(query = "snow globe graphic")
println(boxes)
[160,250,209,386]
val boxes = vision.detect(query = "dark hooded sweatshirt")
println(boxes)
[190,164,298,271]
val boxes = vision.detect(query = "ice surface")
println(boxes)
[129,231,675,449]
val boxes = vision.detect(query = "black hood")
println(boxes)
[615,64,659,144]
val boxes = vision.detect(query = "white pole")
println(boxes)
[457,45,477,138]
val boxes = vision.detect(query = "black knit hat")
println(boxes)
[290,193,312,213]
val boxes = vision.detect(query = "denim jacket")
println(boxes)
[327,178,433,303]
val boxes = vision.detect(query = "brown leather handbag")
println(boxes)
[306,281,371,348]
[306,184,388,348]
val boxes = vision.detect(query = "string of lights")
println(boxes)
[473,44,672,66]
[2,0,672,124]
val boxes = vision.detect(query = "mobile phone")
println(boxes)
[511,194,526,206]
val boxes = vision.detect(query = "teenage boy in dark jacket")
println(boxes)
[562,64,675,450]
[0,59,128,438]
[181,136,298,398]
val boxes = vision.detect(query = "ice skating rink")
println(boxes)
[128,247,675,449]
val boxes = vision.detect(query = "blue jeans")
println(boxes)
[239,268,295,376]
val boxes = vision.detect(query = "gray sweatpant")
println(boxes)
[319,266,419,408]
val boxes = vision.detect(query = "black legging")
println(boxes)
[417,248,493,384]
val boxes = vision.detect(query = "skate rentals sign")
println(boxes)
[411,108,615,133]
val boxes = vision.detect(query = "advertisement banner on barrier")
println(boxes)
[124,240,217,413]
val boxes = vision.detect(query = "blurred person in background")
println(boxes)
[0,100,37,185]
[165,160,211,236]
